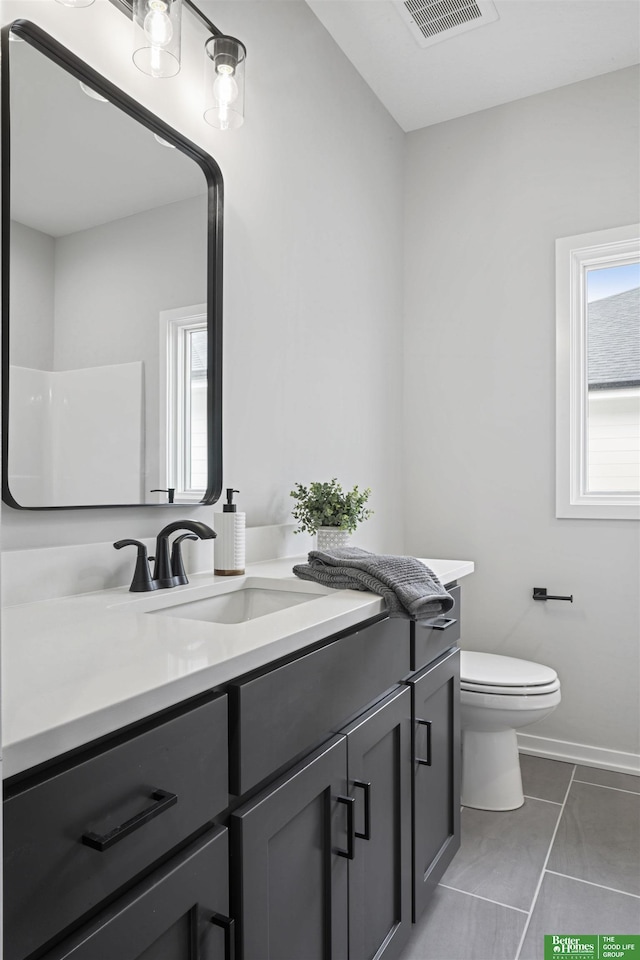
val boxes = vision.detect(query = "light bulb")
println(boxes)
[213,70,238,130]
[214,68,238,105]
[143,0,173,48]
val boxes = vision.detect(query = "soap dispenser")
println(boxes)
[214,488,246,576]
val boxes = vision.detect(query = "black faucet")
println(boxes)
[114,520,216,592]
[152,520,217,588]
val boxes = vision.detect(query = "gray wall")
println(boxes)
[403,66,640,762]
[0,0,406,551]
[10,221,54,370]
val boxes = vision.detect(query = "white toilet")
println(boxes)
[460,651,561,811]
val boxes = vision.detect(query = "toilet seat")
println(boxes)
[461,678,560,696]
[460,651,560,696]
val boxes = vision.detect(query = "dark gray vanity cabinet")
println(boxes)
[408,646,461,922]
[342,685,413,960]
[4,601,462,960]
[231,684,414,960]
[3,692,229,960]
[231,735,350,960]
[40,826,232,960]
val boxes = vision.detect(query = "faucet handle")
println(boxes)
[170,534,198,586]
[150,488,176,503]
[114,539,158,593]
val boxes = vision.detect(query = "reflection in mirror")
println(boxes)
[1,21,223,509]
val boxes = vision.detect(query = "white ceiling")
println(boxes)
[305,0,640,132]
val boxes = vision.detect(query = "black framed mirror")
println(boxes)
[1,20,223,509]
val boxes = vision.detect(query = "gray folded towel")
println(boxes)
[293,546,454,620]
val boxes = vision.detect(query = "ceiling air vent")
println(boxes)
[394,0,499,48]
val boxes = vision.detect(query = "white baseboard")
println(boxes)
[518,733,640,776]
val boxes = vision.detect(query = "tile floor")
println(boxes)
[398,756,640,960]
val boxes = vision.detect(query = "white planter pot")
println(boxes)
[316,527,351,551]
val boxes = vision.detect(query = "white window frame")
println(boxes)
[159,303,207,503]
[556,224,640,520]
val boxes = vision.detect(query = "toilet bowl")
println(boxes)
[460,651,561,811]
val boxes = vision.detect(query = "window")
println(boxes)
[159,304,208,502]
[556,225,640,519]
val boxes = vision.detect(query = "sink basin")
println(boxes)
[148,584,324,625]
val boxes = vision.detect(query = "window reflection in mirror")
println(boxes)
[1,21,223,509]
[160,305,208,503]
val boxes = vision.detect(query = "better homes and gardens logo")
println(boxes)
[544,936,640,959]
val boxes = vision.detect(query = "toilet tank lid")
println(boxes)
[460,651,558,686]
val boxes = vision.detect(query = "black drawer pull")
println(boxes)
[81,789,178,851]
[416,719,432,766]
[335,795,356,860]
[426,616,457,631]
[211,912,235,960]
[353,780,371,840]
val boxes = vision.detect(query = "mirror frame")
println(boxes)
[1,19,223,510]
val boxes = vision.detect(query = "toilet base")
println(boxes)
[461,728,524,811]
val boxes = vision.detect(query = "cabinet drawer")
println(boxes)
[4,693,228,960]
[228,617,410,796]
[410,585,461,671]
[41,825,230,960]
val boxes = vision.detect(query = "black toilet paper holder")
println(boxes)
[532,587,573,603]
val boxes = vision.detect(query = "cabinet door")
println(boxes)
[231,735,349,960]
[41,826,232,960]
[409,647,460,922]
[343,686,412,960]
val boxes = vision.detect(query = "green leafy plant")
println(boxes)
[290,478,373,535]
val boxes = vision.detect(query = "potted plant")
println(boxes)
[290,478,373,550]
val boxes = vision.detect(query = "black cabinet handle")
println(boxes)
[415,719,432,766]
[353,780,371,840]
[81,789,178,851]
[427,616,457,631]
[335,795,356,859]
[210,913,235,960]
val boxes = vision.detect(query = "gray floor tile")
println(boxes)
[397,886,526,960]
[441,799,561,911]
[519,872,640,960]
[520,755,574,803]
[547,781,640,896]
[574,765,640,794]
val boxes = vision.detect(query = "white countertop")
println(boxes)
[1,556,474,778]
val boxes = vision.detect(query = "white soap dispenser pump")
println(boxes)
[214,488,246,576]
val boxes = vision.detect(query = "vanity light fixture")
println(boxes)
[203,34,245,130]
[132,0,182,78]
[132,0,246,128]
[55,0,247,129]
